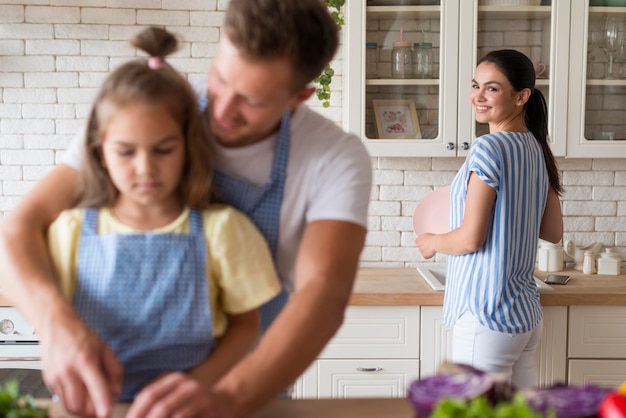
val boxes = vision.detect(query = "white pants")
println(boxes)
[451,310,543,389]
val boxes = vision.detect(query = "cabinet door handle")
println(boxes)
[356,367,383,372]
[461,142,470,150]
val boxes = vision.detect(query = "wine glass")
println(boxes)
[587,30,602,78]
[604,17,626,80]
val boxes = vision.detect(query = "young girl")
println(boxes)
[46,27,281,401]
[416,49,563,389]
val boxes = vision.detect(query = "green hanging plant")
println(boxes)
[315,0,345,108]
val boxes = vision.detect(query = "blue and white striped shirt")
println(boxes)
[443,131,549,334]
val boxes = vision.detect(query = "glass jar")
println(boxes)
[412,42,434,79]
[391,40,412,79]
[365,42,378,79]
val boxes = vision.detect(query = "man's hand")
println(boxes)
[127,372,240,418]
[41,306,123,418]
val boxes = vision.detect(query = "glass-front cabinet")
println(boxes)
[345,1,626,158]
[567,2,626,157]
[344,1,461,157]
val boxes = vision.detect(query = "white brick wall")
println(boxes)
[0,1,624,263]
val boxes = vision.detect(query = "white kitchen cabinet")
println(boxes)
[419,305,567,387]
[568,306,626,387]
[344,1,462,157]
[535,306,568,387]
[568,360,626,388]
[293,304,626,399]
[293,306,420,399]
[566,4,626,157]
[345,1,625,158]
[419,306,452,378]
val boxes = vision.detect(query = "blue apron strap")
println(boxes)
[81,208,99,236]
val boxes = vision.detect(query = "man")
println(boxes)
[0,1,372,417]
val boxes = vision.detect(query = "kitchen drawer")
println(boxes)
[568,359,626,388]
[568,306,626,358]
[316,359,420,399]
[318,306,420,359]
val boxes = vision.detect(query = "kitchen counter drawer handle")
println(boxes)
[356,367,383,372]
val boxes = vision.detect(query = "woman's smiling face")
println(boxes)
[470,61,526,132]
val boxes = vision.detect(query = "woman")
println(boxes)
[416,49,563,389]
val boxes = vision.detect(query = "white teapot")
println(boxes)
[537,239,564,272]
[564,240,604,270]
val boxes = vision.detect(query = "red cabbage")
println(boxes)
[520,383,613,418]
[407,368,513,417]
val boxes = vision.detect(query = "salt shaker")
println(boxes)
[391,28,412,79]
[582,251,597,275]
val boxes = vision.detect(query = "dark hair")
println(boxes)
[79,27,214,209]
[224,0,339,92]
[478,49,563,195]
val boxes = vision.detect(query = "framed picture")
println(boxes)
[372,99,421,139]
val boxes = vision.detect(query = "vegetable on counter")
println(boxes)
[431,393,550,418]
[0,379,49,418]
[598,382,626,418]
[408,362,615,418]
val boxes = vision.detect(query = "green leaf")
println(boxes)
[0,380,49,417]
[315,0,344,106]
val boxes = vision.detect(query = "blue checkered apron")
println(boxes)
[73,208,213,400]
[212,111,291,333]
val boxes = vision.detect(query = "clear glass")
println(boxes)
[587,30,606,79]
[604,17,626,80]
[615,38,626,79]
[413,43,434,79]
[585,9,626,141]
[391,44,412,79]
[366,43,379,79]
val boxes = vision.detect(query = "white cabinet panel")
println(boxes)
[292,362,318,400]
[316,359,420,399]
[569,306,626,358]
[419,306,452,379]
[318,306,420,359]
[535,306,568,388]
[568,360,626,388]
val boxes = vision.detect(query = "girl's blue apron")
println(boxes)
[73,208,214,400]
[211,111,291,333]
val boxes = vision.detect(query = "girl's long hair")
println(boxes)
[79,26,214,209]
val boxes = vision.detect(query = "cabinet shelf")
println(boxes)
[587,79,626,86]
[366,5,440,19]
[478,5,551,19]
[366,78,440,86]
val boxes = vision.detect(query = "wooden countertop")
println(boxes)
[349,266,626,306]
[46,398,415,418]
[3,267,625,308]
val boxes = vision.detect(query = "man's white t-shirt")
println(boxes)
[62,103,372,292]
